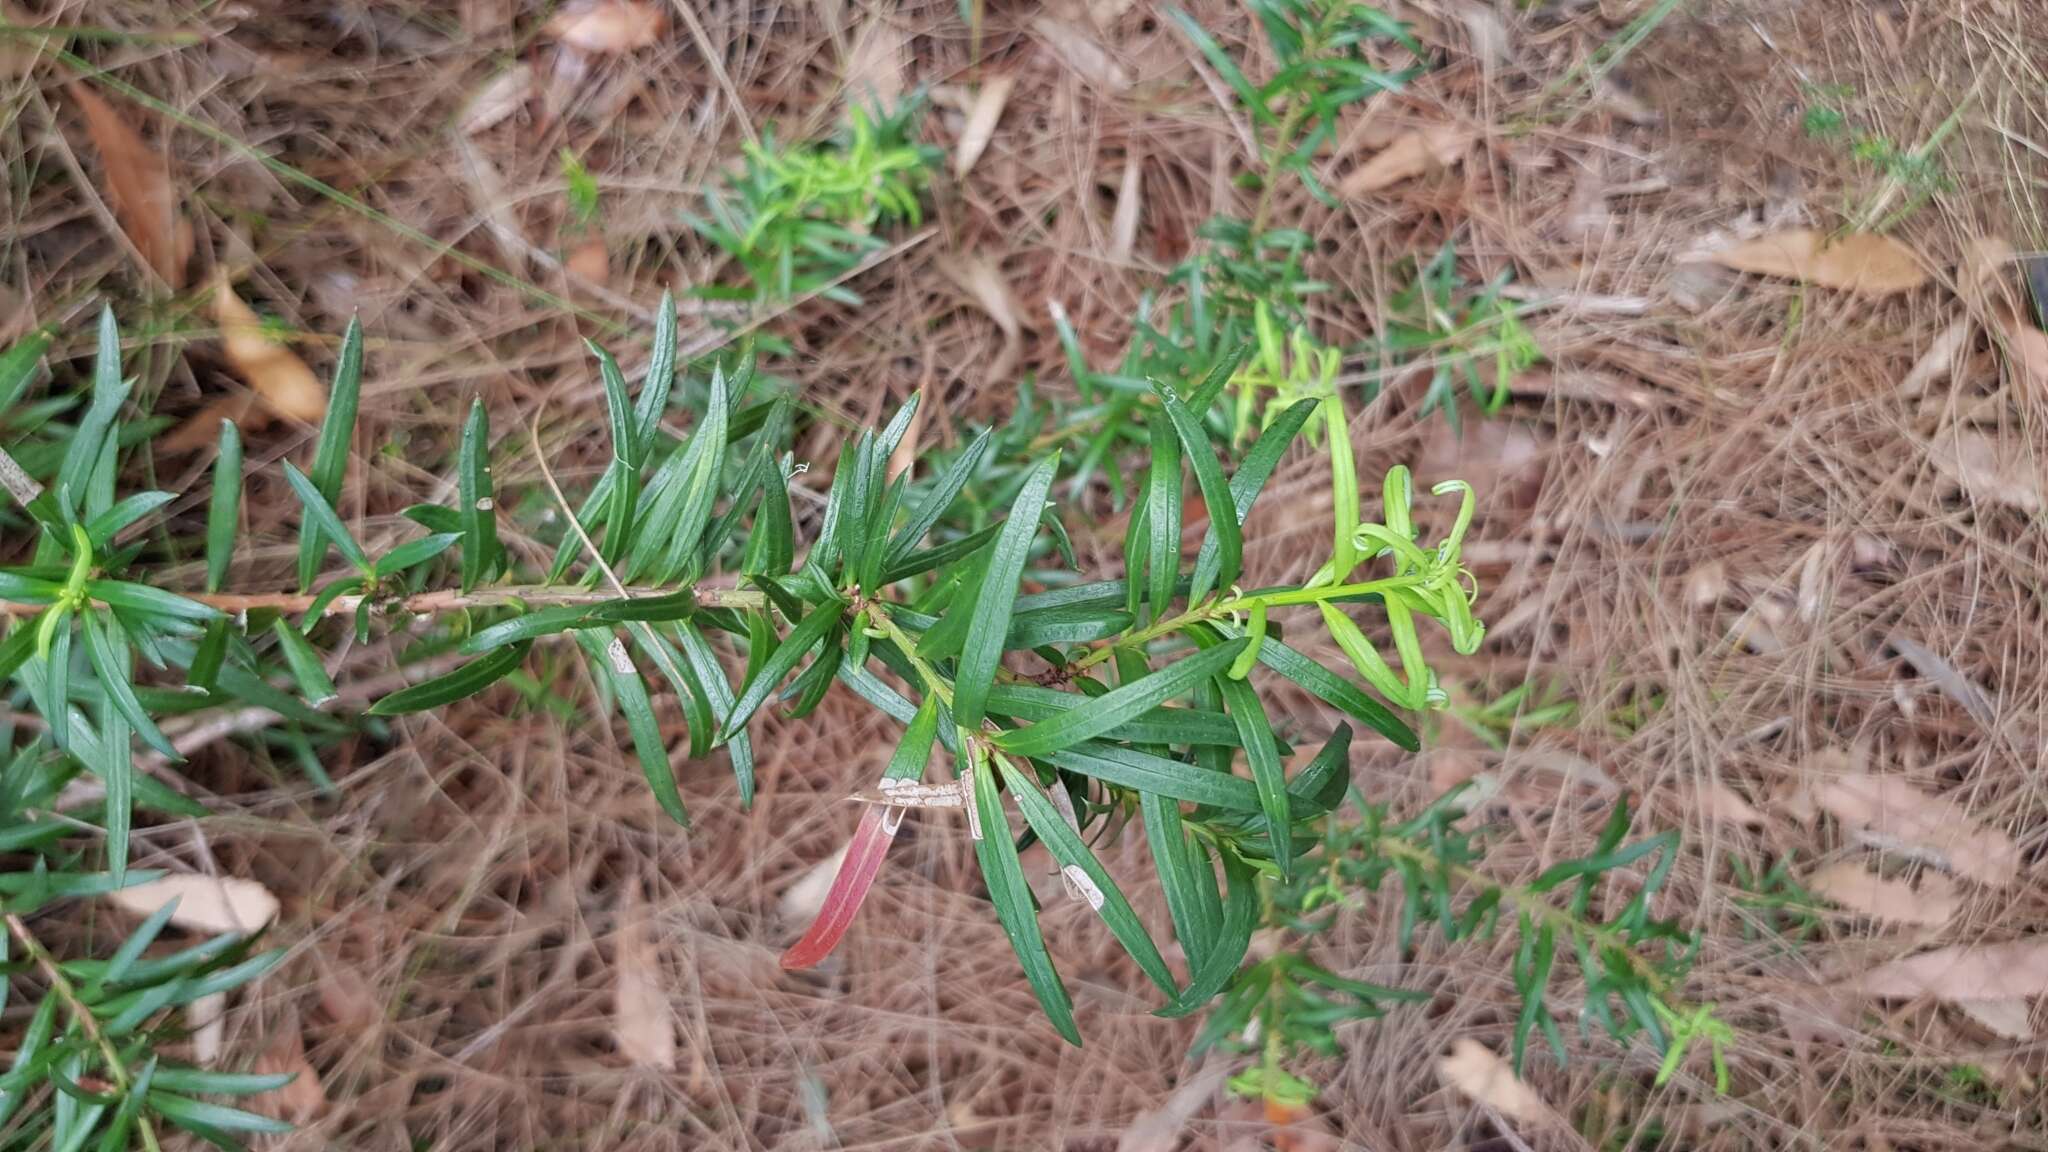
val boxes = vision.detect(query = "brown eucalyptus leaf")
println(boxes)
[1814,770,2019,888]
[1709,230,1926,296]
[1340,124,1473,196]
[1806,861,1959,927]
[1851,938,2048,1001]
[1438,1039,1551,1124]
[68,83,193,289]
[544,1,667,53]
[214,277,327,423]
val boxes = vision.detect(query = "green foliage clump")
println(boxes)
[684,100,940,306]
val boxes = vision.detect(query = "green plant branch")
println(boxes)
[0,582,767,619]
[2,909,164,1152]
[1372,834,1680,1003]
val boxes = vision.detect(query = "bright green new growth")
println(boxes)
[683,99,939,307]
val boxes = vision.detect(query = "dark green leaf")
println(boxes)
[205,421,242,593]
[80,610,177,761]
[1144,417,1182,615]
[1156,849,1257,1017]
[1041,741,1261,811]
[0,329,51,414]
[1142,791,1218,971]
[968,749,1080,1044]
[676,620,753,806]
[270,619,337,707]
[82,491,174,551]
[881,520,1003,583]
[1213,670,1292,878]
[84,580,219,624]
[576,629,687,825]
[723,598,844,737]
[297,317,362,589]
[884,428,991,566]
[368,642,530,714]
[148,1093,294,1135]
[458,397,499,591]
[1191,397,1316,603]
[953,454,1058,729]
[993,638,1244,758]
[281,460,371,576]
[373,532,460,579]
[146,1068,294,1097]
[984,682,1239,747]
[995,754,1177,997]
[1152,383,1239,603]
[1233,631,1418,750]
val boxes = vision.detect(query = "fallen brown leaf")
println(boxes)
[1806,861,1959,927]
[1926,429,2043,513]
[68,84,193,289]
[1438,1039,1551,1124]
[461,63,534,135]
[1340,124,1473,197]
[251,1024,328,1124]
[1956,997,2035,1042]
[107,873,281,934]
[1696,777,1765,829]
[214,277,327,424]
[613,899,677,1070]
[544,0,667,53]
[1900,317,1970,396]
[953,75,1016,179]
[1709,230,1926,297]
[1850,937,2048,1001]
[1814,769,2018,888]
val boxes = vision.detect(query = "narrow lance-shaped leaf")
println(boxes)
[967,747,1081,1044]
[458,396,498,591]
[0,330,52,415]
[281,460,371,577]
[370,642,531,715]
[55,308,129,520]
[723,598,845,738]
[297,317,361,589]
[995,754,1178,997]
[1212,669,1292,878]
[884,427,991,565]
[80,610,178,761]
[674,620,753,806]
[654,363,729,581]
[270,619,337,707]
[1153,381,1240,603]
[592,340,642,563]
[1191,397,1316,603]
[781,692,939,970]
[1144,416,1182,615]
[993,638,1246,758]
[575,629,687,826]
[1156,848,1258,1018]
[205,421,241,593]
[953,454,1059,730]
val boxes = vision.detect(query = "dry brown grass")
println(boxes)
[4,0,2047,1148]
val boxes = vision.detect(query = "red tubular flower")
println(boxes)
[779,804,900,969]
